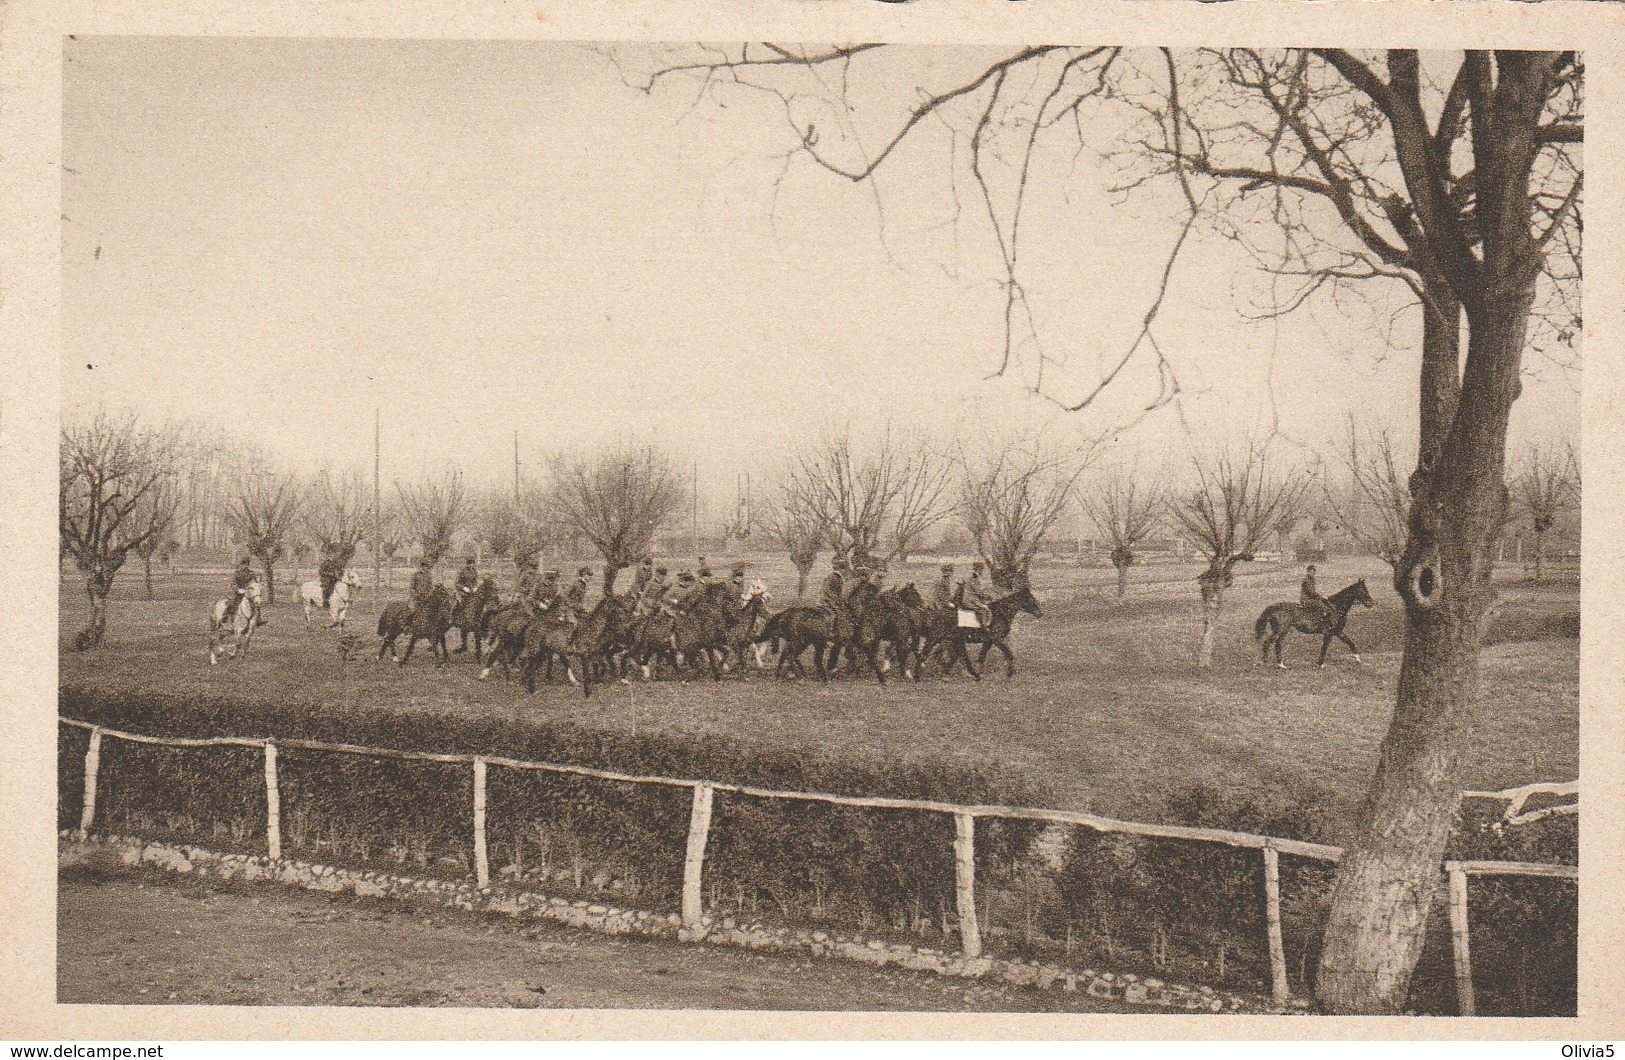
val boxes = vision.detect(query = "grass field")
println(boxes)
[59,554,1579,841]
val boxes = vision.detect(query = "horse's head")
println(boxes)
[741,579,770,606]
[895,583,925,609]
[343,569,362,588]
[243,578,264,607]
[1006,584,1041,618]
[1354,578,1375,609]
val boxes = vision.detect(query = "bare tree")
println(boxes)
[395,469,466,572]
[760,486,825,599]
[958,436,1092,587]
[303,468,370,572]
[129,468,183,600]
[547,445,684,593]
[1081,467,1166,598]
[788,427,952,567]
[1323,418,1412,570]
[1510,443,1579,583]
[1169,444,1309,669]
[59,412,180,647]
[226,474,301,604]
[634,45,1582,1011]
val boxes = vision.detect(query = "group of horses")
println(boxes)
[206,564,1376,685]
[367,573,1043,697]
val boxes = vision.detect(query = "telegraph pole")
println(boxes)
[373,408,382,588]
[691,460,699,559]
[514,430,520,503]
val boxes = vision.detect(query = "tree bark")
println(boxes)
[143,555,155,600]
[1115,561,1130,598]
[1532,528,1546,583]
[1316,275,1534,1016]
[795,566,811,600]
[81,572,111,649]
[259,557,277,604]
[1196,565,1230,669]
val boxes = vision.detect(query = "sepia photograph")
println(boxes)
[25,17,1604,1037]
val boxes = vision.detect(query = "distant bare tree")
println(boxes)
[548,445,684,593]
[487,485,573,574]
[958,437,1092,587]
[1169,444,1310,669]
[396,469,466,572]
[1082,468,1166,598]
[1324,418,1412,570]
[60,411,181,647]
[129,468,184,600]
[789,428,952,567]
[303,468,370,571]
[227,474,301,604]
[1511,443,1579,583]
[760,486,825,599]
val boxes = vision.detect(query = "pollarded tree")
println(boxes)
[59,411,182,647]
[633,45,1582,1013]
[227,474,301,604]
[303,468,370,574]
[396,469,466,572]
[1168,444,1309,670]
[760,485,825,600]
[1510,443,1579,583]
[1081,467,1166,598]
[548,445,685,594]
[787,426,952,568]
[958,435,1092,588]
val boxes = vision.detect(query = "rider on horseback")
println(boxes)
[565,566,592,609]
[630,557,655,599]
[318,546,343,608]
[729,563,748,599]
[409,559,435,609]
[233,557,256,599]
[957,562,993,629]
[822,555,850,613]
[930,563,955,611]
[455,556,479,602]
[531,569,569,624]
[1299,564,1330,622]
[636,566,669,616]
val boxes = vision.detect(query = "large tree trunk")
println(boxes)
[80,570,113,649]
[1316,264,1533,1013]
[795,566,810,600]
[259,557,277,604]
[143,555,155,600]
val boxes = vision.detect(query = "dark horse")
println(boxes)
[1254,578,1375,668]
[377,585,454,668]
[918,581,1042,680]
[848,582,923,684]
[521,594,632,697]
[758,603,854,681]
[448,577,501,662]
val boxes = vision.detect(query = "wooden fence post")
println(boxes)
[263,741,281,862]
[79,727,103,837]
[1262,843,1289,1005]
[954,813,982,959]
[1448,864,1476,1017]
[681,783,714,928]
[473,756,489,889]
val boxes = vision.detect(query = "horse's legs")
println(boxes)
[869,641,887,686]
[976,641,993,668]
[706,647,722,682]
[996,640,1015,678]
[1336,631,1360,663]
[398,635,416,665]
[1318,634,1333,668]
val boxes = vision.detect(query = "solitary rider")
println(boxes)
[318,548,343,608]
[233,556,257,599]
[1299,564,1327,620]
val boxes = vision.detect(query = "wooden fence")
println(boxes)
[60,717,1577,1013]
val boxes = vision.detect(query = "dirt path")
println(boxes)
[58,864,1128,1012]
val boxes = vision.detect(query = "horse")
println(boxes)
[918,580,1042,680]
[448,577,502,662]
[520,594,632,697]
[298,569,361,630]
[376,585,454,667]
[209,578,263,664]
[1254,578,1376,668]
[477,601,534,682]
[850,583,923,684]
[665,582,733,682]
[757,604,852,681]
[718,581,772,673]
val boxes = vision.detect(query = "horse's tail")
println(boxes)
[1254,608,1274,640]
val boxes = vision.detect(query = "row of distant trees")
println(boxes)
[61,409,1577,655]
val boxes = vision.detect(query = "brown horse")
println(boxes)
[917,581,1042,680]
[1254,578,1375,668]
[376,585,454,668]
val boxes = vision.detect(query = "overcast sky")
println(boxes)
[61,38,1580,509]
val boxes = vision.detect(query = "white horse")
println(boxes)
[299,568,361,629]
[209,578,263,665]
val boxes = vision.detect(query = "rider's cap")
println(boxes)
[972,561,985,571]
[655,567,668,575]
[641,557,653,565]
[578,567,592,576]
[239,557,252,565]
[464,556,475,563]
[679,572,695,581]
[732,565,746,575]
[942,564,954,572]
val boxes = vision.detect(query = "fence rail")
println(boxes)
[59,716,1578,1010]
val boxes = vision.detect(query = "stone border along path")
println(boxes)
[62,831,1300,1014]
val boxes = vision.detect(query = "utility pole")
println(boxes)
[514,430,520,504]
[692,460,699,559]
[373,408,382,589]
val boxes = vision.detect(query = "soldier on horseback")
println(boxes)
[930,563,956,611]
[318,546,344,608]
[531,569,570,624]
[233,556,257,600]
[630,557,655,599]
[636,566,669,616]
[565,566,592,610]
[957,561,993,629]
[729,563,748,600]
[1299,564,1330,622]
[822,555,850,612]
[663,571,699,614]
[455,555,479,597]
[409,559,435,609]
